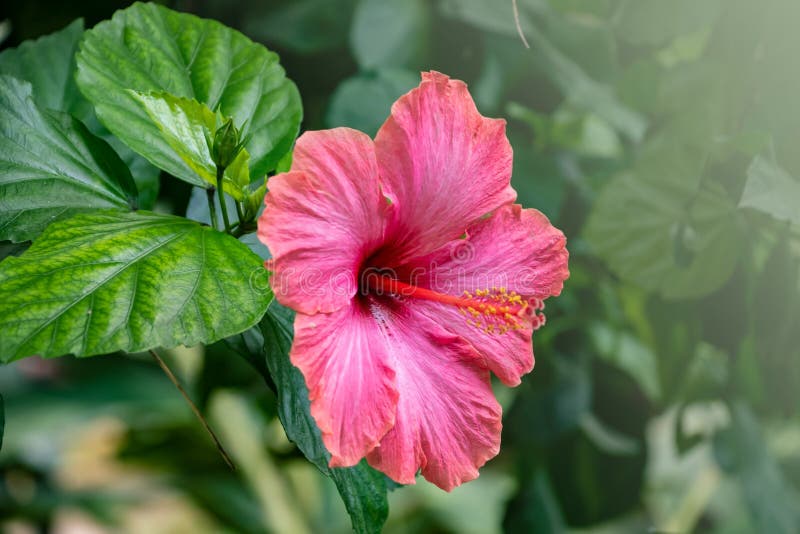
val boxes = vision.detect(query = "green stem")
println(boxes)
[235,200,246,226]
[216,166,232,233]
[206,187,219,230]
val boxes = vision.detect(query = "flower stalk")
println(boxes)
[206,186,219,231]
[215,166,233,233]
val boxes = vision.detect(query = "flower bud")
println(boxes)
[211,118,242,170]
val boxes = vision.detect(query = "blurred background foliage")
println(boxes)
[1,0,800,532]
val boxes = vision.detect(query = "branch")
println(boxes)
[149,349,235,471]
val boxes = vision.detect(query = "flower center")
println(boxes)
[366,275,545,334]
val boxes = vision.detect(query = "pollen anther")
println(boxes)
[454,287,546,335]
[365,276,546,336]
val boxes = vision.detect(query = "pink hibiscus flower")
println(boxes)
[257,71,569,491]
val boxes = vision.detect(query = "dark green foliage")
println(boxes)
[260,303,389,534]
[1,0,799,532]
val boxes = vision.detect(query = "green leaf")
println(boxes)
[713,402,800,533]
[0,75,137,243]
[326,69,419,137]
[752,232,800,414]
[260,303,389,534]
[589,323,661,401]
[504,356,591,448]
[114,138,161,210]
[0,24,163,211]
[131,91,249,198]
[0,210,272,362]
[76,2,302,182]
[740,155,800,225]
[0,19,89,117]
[585,140,742,299]
[507,102,622,159]
[503,470,566,534]
[350,0,429,70]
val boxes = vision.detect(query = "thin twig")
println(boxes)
[149,349,236,471]
[512,0,531,49]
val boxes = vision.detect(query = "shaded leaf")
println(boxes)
[0,75,137,242]
[585,140,742,299]
[326,69,419,136]
[713,402,800,533]
[0,19,88,116]
[350,0,429,70]
[503,469,566,534]
[740,155,800,225]
[260,303,389,534]
[0,21,163,209]
[589,323,661,401]
[0,210,272,362]
[76,2,302,182]
[505,356,591,448]
[751,231,800,414]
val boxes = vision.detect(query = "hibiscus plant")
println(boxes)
[0,3,569,532]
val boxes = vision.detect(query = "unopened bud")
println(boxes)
[211,118,242,170]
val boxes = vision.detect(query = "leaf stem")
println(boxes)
[216,167,233,233]
[149,349,236,471]
[235,200,246,226]
[206,187,219,231]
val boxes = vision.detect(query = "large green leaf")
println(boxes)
[740,155,800,225]
[131,91,250,197]
[0,19,88,117]
[0,75,137,243]
[76,2,302,183]
[0,210,272,362]
[584,140,742,299]
[260,303,389,534]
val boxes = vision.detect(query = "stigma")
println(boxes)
[366,275,545,335]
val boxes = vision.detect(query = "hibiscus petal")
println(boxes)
[292,302,398,466]
[374,71,516,262]
[400,204,569,386]
[413,300,535,387]
[259,128,390,314]
[365,303,502,491]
